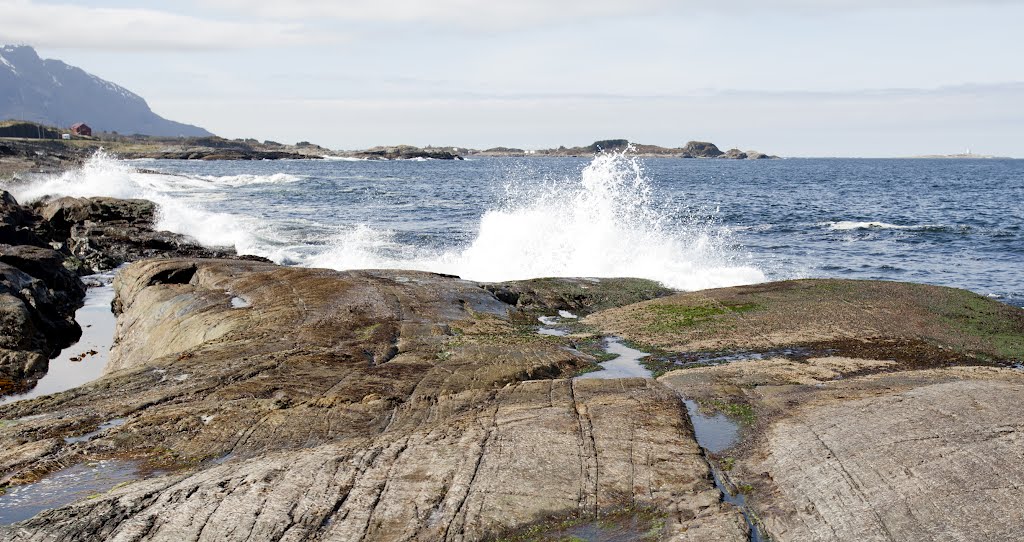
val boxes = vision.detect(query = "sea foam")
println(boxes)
[11,150,263,252]
[309,151,765,290]
[14,150,765,291]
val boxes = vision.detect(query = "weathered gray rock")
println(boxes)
[0,259,745,541]
[587,278,1024,540]
[751,372,1024,542]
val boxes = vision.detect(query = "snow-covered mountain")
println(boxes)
[0,45,211,137]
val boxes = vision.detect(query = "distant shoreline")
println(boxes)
[0,122,1018,181]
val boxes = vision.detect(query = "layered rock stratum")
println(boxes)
[0,260,745,541]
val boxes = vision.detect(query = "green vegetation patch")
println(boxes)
[492,505,666,542]
[934,290,1024,360]
[705,399,756,426]
[572,336,620,363]
[643,302,762,332]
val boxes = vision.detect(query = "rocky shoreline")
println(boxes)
[0,128,778,180]
[0,190,1022,540]
[0,191,265,395]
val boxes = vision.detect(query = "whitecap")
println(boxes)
[308,150,765,290]
[196,173,302,187]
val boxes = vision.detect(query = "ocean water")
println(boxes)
[11,152,1023,307]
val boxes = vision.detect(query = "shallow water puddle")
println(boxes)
[537,315,560,326]
[0,281,117,406]
[0,459,151,525]
[230,295,251,309]
[684,400,739,453]
[711,469,766,542]
[576,339,652,380]
[63,418,127,444]
[543,515,657,541]
[537,314,571,336]
[578,338,761,540]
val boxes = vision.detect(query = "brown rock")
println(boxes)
[0,259,742,540]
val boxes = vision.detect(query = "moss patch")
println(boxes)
[643,302,762,332]
[932,290,1024,360]
[492,506,666,542]
[705,400,756,426]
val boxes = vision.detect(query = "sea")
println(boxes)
[11,151,1024,308]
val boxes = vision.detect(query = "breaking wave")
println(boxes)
[823,220,950,232]
[309,151,765,289]
[10,150,265,252]
[195,173,303,187]
[11,150,766,291]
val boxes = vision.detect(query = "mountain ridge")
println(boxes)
[0,45,211,137]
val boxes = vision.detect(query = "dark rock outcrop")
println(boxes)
[0,191,267,394]
[36,196,156,241]
[585,139,631,152]
[146,149,316,161]
[484,276,675,323]
[0,191,51,246]
[33,196,244,274]
[351,145,464,160]
[680,141,724,158]
[0,192,86,383]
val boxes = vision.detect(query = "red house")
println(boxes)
[70,123,92,137]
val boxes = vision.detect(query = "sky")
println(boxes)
[1,0,1022,156]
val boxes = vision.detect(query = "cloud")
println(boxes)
[0,0,329,50]
[155,80,1024,157]
[199,0,1020,27]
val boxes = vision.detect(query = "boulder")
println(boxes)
[0,260,81,360]
[0,191,51,247]
[36,196,156,240]
[0,244,85,301]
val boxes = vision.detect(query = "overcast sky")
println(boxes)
[2,0,1022,156]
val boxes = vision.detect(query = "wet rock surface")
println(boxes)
[0,192,264,396]
[484,276,674,324]
[586,278,1024,541]
[0,259,746,541]
[0,194,87,387]
[34,195,244,274]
